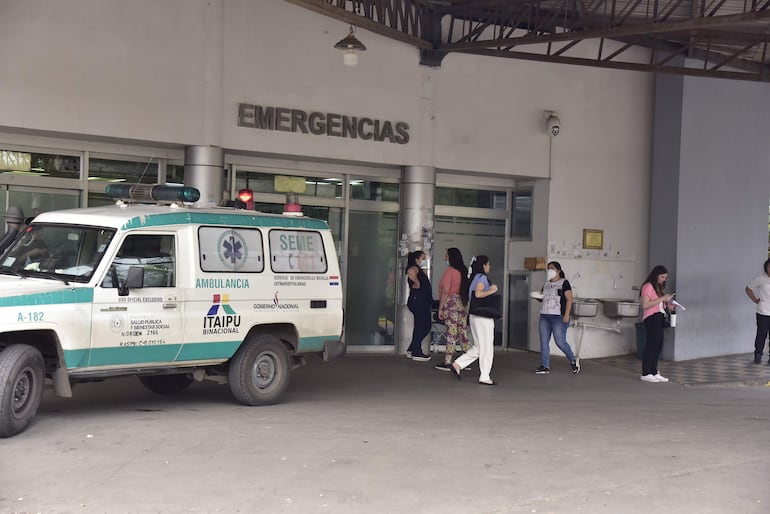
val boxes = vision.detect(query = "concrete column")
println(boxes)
[184,146,224,208]
[397,166,436,355]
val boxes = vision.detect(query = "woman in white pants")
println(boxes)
[451,255,498,385]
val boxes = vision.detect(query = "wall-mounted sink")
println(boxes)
[572,298,599,318]
[599,299,641,319]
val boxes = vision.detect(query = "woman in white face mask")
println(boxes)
[535,261,580,375]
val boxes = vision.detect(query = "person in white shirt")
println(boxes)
[744,259,770,364]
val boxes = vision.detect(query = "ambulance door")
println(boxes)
[180,226,265,362]
[90,233,184,368]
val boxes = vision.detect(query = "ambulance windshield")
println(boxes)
[0,224,116,283]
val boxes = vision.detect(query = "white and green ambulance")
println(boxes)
[0,185,345,437]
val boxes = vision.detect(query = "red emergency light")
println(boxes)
[237,188,255,210]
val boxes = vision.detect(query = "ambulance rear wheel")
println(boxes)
[229,335,290,406]
[0,344,45,438]
[138,374,193,395]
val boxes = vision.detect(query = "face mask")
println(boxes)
[445,259,449,266]
[547,269,558,280]
[419,260,428,269]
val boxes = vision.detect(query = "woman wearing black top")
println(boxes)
[406,250,433,361]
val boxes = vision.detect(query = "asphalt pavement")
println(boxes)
[2,350,769,514]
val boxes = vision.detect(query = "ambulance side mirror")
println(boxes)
[118,266,145,296]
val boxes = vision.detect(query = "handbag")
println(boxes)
[469,291,501,319]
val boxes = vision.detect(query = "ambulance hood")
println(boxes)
[0,275,91,304]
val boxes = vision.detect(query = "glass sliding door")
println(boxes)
[346,210,399,347]
[434,216,507,346]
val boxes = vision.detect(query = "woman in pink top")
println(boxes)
[639,265,675,383]
[434,247,470,371]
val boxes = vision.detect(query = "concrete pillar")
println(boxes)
[397,166,436,355]
[184,146,224,208]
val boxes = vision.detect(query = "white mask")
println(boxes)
[546,269,558,280]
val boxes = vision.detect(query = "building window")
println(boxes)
[511,188,532,240]
[166,164,185,185]
[435,186,505,209]
[349,180,399,201]
[236,172,342,199]
[0,149,80,179]
[89,158,158,184]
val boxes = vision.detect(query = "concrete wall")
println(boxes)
[0,0,218,145]
[653,70,770,359]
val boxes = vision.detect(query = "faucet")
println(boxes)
[612,273,623,289]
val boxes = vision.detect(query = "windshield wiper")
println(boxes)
[0,268,26,279]
[42,271,70,286]
[33,271,70,285]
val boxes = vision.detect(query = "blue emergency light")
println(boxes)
[105,184,201,203]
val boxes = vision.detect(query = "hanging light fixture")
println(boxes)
[334,25,366,66]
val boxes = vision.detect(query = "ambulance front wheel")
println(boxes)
[228,334,290,406]
[0,344,45,438]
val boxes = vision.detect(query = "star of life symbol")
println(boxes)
[223,235,242,264]
[217,230,248,271]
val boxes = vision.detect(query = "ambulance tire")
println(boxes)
[0,344,45,438]
[138,374,194,395]
[229,334,290,406]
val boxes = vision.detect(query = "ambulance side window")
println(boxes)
[198,227,264,272]
[102,234,176,288]
[269,230,327,273]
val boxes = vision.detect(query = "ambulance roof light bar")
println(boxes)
[105,184,201,204]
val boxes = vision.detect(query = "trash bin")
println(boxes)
[635,322,646,359]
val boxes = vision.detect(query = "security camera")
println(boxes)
[544,111,561,137]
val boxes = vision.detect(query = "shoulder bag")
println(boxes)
[469,291,502,319]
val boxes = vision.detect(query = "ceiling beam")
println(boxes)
[444,9,770,49]
[458,47,770,81]
[284,0,435,49]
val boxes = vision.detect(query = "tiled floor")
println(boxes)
[594,352,770,387]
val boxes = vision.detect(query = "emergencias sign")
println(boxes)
[237,103,410,144]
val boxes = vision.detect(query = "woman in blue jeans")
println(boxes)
[535,261,580,374]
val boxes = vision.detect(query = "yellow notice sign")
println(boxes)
[274,175,306,193]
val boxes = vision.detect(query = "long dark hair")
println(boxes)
[405,250,425,275]
[548,260,565,279]
[642,265,668,297]
[764,259,770,274]
[447,247,471,305]
[467,255,489,283]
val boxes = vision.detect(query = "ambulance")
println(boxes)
[0,184,345,437]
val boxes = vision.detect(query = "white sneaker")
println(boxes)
[640,374,659,382]
[653,373,669,383]
[406,351,412,359]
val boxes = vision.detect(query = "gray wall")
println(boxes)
[652,70,770,360]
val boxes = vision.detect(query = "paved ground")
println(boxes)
[2,350,770,514]
[596,351,770,387]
